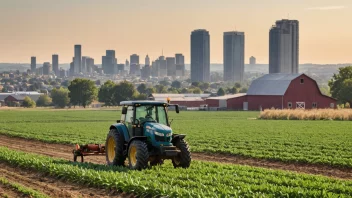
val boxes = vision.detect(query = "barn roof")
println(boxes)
[247,73,302,96]
[207,93,247,100]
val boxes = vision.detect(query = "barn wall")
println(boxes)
[284,75,337,109]
[171,100,206,107]
[226,96,247,110]
[205,99,220,108]
[246,95,283,110]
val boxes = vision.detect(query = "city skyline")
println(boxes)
[1,0,351,64]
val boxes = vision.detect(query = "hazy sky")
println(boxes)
[0,0,351,64]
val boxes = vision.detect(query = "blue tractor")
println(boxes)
[106,101,191,170]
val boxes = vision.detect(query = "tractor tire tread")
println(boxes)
[128,140,149,170]
[173,139,192,168]
[106,128,126,166]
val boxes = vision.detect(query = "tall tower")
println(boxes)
[223,31,245,82]
[43,62,52,75]
[269,19,299,74]
[145,55,150,66]
[74,45,82,74]
[249,56,256,65]
[130,54,140,76]
[30,57,36,73]
[52,54,59,75]
[175,53,185,76]
[191,29,210,82]
[102,50,117,74]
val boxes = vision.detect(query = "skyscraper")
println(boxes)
[145,55,150,66]
[223,31,245,82]
[82,56,88,74]
[249,56,256,65]
[269,19,299,74]
[43,62,52,75]
[175,53,185,76]
[166,57,176,76]
[130,54,140,76]
[30,57,36,73]
[102,50,117,74]
[191,29,210,82]
[158,56,167,77]
[52,54,59,75]
[74,45,82,74]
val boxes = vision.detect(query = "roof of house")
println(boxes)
[5,95,26,101]
[151,93,211,98]
[207,93,247,100]
[247,73,302,96]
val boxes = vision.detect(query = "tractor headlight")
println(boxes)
[154,131,164,136]
[165,132,172,137]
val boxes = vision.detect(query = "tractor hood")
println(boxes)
[144,122,172,134]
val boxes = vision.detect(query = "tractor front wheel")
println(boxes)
[172,139,191,168]
[105,129,126,166]
[128,140,149,170]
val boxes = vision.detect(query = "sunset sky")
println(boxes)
[0,0,351,64]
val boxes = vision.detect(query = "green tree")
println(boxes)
[146,87,156,94]
[235,82,241,89]
[36,95,52,107]
[199,82,210,91]
[68,78,97,108]
[137,83,148,94]
[171,81,181,89]
[113,81,137,104]
[228,87,238,94]
[329,66,352,100]
[159,80,170,86]
[193,87,202,94]
[22,96,36,108]
[337,79,352,105]
[239,87,248,93]
[155,85,167,93]
[217,88,225,96]
[133,93,148,100]
[51,87,70,108]
[191,82,201,87]
[98,80,116,106]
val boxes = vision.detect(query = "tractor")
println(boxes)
[105,100,191,170]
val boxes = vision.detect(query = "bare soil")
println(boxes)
[0,134,352,180]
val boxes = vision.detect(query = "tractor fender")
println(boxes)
[171,134,186,144]
[126,136,148,150]
[110,123,130,142]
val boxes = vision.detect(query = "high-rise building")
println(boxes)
[30,57,36,73]
[130,54,140,76]
[175,53,185,76]
[145,55,150,66]
[141,65,151,79]
[269,19,299,74]
[117,64,125,75]
[151,61,159,77]
[158,56,167,77]
[52,54,59,75]
[59,68,66,78]
[223,31,245,82]
[166,57,176,76]
[86,57,94,74]
[74,45,82,74]
[82,56,88,74]
[249,56,256,65]
[43,62,52,75]
[102,50,117,75]
[191,29,210,82]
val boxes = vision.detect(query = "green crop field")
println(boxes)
[1,147,352,198]
[0,110,352,168]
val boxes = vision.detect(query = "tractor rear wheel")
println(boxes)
[128,140,149,170]
[172,139,191,168]
[105,128,126,166]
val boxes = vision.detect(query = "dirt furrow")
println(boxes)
[0,182,25,198]
[1,134,351,180]
[0,163,128,198]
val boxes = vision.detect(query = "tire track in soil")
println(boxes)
[1,134,352,180]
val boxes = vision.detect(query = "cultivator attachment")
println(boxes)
[72,144,106,162]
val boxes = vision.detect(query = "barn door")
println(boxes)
[296,102,305,109]
[243,102,248,111]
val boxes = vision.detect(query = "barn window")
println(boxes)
[330,103,335,108]
[296,102,305,109]
[312,102,317,108]
[300,78,304,84]
[288,102,292,109]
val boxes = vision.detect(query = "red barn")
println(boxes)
[206,74,337,110]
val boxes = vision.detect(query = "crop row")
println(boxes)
[1,147,352,197]
[0,110,352,168]
[0,176,49,198]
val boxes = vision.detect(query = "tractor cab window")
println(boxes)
[125,106,134,123]
[135,105,168,125]
[157,106,168,126]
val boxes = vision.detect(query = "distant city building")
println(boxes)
[269,19,299,74]
[175,53,185,76]
[166,57,176,76]
[86,57,94,74]
[52,54,59,75]
[145,55,150,66]
[130,54,140,76]
[117,64,125,74]
[249,56,256,65]
[74,45,82,74]
[43,62,52,75]
[59,68,66,78]
[69,57,74,76]
[223,31,245,82]
[30,57,36,73]
[125,59,130,70]
[141,65,151,79]
[82,56,88,74]
[102,50,117,75]
[151,61,158,77]
[191,29,210,82]
[158,56,167,77]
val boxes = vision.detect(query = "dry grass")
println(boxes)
[259,109,352,121]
